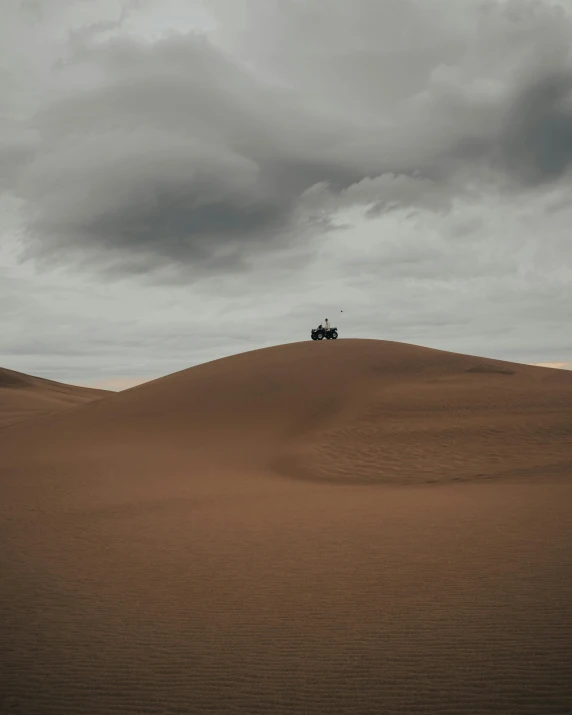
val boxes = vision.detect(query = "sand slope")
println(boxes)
[1,340,571,714]
[0,366,109,429]
[2,339,570,485]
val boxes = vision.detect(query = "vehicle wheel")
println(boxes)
[316,333,324,340]
[331,331,338,339]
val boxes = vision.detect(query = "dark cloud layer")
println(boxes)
[5,0,572,276]
[499,71,572,184]
[16,34,366,272]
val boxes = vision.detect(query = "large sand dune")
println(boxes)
[1,340,571,714]
[0,367,109,429]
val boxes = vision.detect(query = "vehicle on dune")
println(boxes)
[311,325,338,340]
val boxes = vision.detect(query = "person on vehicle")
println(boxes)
[324,318,330,332]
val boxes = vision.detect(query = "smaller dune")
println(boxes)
[0,367,109,429]
[0,371,32,389]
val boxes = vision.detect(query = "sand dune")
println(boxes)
[0,366,109,429]
[1,340,571,714]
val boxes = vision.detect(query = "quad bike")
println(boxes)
[311,326,338,340]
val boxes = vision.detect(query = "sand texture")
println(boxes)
[1,340,571,714]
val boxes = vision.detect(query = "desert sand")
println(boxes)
[0,367,108,429]
[1,339,571,714]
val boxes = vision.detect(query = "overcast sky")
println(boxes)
[1,0,572,389]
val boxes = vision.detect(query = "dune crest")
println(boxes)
[2,339,571,486]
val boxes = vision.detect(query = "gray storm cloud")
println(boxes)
[7,0,572,276]
[499,71,572,184]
